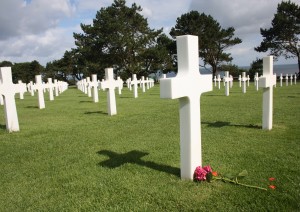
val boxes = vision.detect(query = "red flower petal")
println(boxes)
[269,185,276,190]
[269,177,276,181]
[212,171,218,177]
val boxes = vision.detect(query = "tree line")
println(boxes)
[1,0,299,84]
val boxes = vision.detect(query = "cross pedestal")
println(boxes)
[258,56,276,130]
[0,67,20,132]
[160,35,212,180]
[102,68,118,116]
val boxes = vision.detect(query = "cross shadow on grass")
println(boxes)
[0,124,6,130]
[97,150,180,177]
[85,111,107,115]
[202,121,261,129]
[26,106,39,109]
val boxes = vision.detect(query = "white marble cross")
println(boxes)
[213,75,217,87]
[131,74,139,98]
[279,73,283,87]
[86,77,92,97]
[126,78,132,90]
[35,75,45,109]
[258,56,276,130]
[216,74,221,89]
[223,71,230,96]
[286,74,289,86]
[47,78,54,101]
[54,79,59,96]
[90,74,99,103]
[254,72,259,91]
[247,75,250,86]
[17,80,27,99]
[140,76,146,92]
[101,68,118,115]
[117,76,123,95]
[28,81,35,96]
[160,35,212,180]
[290,74,293,85]
[0,67,20,132]
[238,75,242,87]
[294,74,297,84]
[241,72,247,93]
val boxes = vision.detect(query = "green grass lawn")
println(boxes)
[0,82,299,211]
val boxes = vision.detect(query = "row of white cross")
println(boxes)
[0,66,68,132]
[160,35,278,180]
[212,71,297,96]
[76,68,155,116]
[1,35,293,182]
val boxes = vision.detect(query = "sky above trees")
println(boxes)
[0,0,298,66]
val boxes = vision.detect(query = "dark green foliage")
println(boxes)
[248,59,263,80]
[0,60,44,83]
[219,64,245,77]
[73,0,173,79]
[255,0,300,75]
[170,11,242,76]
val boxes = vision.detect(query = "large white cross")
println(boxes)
[160,35,212,180]
[258,56,276,130]
[35,75,45,109]
[216,74,221,89]
[102,68,118,116]
[0,67,20,132]
[86,77,92,97]
[285,74,289,86]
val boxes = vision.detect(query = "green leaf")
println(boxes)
[223,173,235,180]
[237,170,248,179]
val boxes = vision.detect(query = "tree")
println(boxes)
[73,0,171,79]
[170,11,242,77]
[11,61,43,83]
[255,1,300,76]
[219,63,245,78]
[248,59,263,80]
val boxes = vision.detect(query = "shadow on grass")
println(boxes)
[85,111,107,115]
[97,150,180,177]
[26,106,39,109]
[202,121,261,129]
[0,124,6,130]
[79,101,93,103]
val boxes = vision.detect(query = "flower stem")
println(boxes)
[215,177,267,191]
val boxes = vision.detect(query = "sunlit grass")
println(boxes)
[0,82,299,211]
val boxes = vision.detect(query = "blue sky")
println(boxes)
[0,0,298,67]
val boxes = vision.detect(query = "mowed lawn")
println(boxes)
[0,81,299,211]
